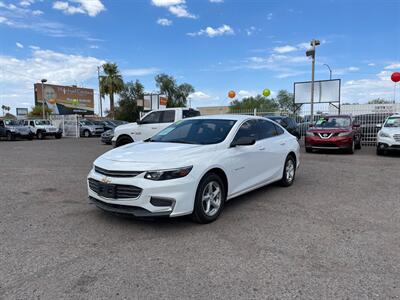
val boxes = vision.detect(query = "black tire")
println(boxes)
[55,133,62,139]
[6,131,14,141]
[37,131,45,140]
[27,134,33,140]
[116,136,133,147]
[376,146,385,156]
[83,130,91,138]
[279,155,296,187]
[346,140,355,154]
[305,147,312,153]
[192,173,226,224]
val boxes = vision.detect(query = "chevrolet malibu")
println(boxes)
[87,115,300,223]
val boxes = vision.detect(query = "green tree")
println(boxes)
[230,95,279,112]
[1,105,10,116]
[155,73,195,107]
[368,98,391,104]
[28,105,52,117]
[100,63,124,118]
[276,90,295,112]
[115,81,144,122]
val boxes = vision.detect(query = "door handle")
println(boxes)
[280,142,286,146]
[258,147,266,151]
[151,127,157,129]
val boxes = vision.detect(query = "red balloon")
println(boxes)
[391,72,400,83]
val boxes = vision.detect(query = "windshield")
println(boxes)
[35,120,51,125]
[384,117,400,128]
[4,120,19,126]
[80,120,94,126]
[315,117,351,128]
[148,119,236,145]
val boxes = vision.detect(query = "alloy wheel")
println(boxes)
[201,181,222,217]
[286,159,295,183]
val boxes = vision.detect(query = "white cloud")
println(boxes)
[16,42,24,48]
[122,68,160,76]
[267,12,273,20]
[19,0,35,7]
[273,45,297,53]
[168,5,196,18]
[209,0,223,3]
[188,24,234,38]
[238,90,257,98]
[32,9,43,15]
[151,0,184,7]
[368,63,375,67]
[89,44,99,49]
[157,18,172,26]
[0,48,105,112]
[384,63,400,70]
[189,91,211,99]
[334,66,360,75]
[52,0,105,17]
[245,26,258,36]
[29,45,40,50]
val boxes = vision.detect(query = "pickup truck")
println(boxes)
[112,108,200,147]
[0,119,33,141]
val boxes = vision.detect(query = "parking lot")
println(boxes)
[1,138,400,299]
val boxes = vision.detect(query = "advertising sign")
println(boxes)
[16,108,28,117]
[142,94,167,110]
[294,79,341,104]
[34,83,94,115]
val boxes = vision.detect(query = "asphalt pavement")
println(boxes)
[1,138,399,299]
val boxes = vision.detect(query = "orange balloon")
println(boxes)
[228,90,236,99]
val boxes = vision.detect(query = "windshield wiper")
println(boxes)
[167,140,197,144]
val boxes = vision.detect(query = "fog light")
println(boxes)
[150,197,174,207]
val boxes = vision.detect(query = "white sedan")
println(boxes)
[87,115,300,223]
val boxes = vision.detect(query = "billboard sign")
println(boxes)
[34,83,94,115]
[294,79,341,104]
[142,94,167,110]
[16,108,28,117]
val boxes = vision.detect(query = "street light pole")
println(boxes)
[323,64,332,80]
[41,79,47,119]
[97,66,103,117]
[306,39,320,125]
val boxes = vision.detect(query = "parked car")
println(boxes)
[0,119,33,141]
[263,115,300,139]
[79,119,104,137]
[87,115,300,223]
[112,108,200,147]
[353,113,392,145]
[376,114,400,155]
[101,129,114,145]
[23,119,62,139]
[305,115,362,154]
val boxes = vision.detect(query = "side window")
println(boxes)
[257,120,278,140]
[160,110,175,123]
[30,121,35,127]
[274,124,285,135]
[141,111,162,124]
[0,120,4,127]
[233,120,258,142]
[183,110,200,118]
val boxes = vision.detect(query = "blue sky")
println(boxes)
[0,0,399,114]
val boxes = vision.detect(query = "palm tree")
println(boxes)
[100,63,124,118]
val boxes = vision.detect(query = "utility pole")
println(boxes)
[306,39,320,124]
[41,79,47,119]
[97,66,103,117]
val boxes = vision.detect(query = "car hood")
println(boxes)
[98,142,215,165]
[380,127,400,133]
[308,127,351,133]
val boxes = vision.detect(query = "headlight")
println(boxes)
[379,131,391,138]
[305,132,314,137]
[144,166,193,181]
[338,132,351,137]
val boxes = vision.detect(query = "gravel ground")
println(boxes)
[1,138,400,299]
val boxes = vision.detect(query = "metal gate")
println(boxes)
[50,115,80,138]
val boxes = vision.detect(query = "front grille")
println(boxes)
[394,134,400,142]
[88,178,142,199]
[95,166,142,178]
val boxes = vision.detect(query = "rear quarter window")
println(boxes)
[183,110,200,118]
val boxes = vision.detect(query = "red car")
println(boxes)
[305,115,362,154]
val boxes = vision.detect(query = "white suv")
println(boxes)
[24,119,62,139]
[376,114,400,155]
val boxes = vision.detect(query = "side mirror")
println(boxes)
[136,118,142,125]
[230,136,256,147]
[376,123,382,128]
[353,122,361,128]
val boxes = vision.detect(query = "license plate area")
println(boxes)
[98,182,116,198]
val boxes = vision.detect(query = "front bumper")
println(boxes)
[305,136,352,149]
[87,168,197,218]
[101,135,113,144]
[377,136,400,151]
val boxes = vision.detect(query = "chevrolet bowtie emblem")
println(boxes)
[101,177,111,184]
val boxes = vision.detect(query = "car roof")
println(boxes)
[187,114,264,121]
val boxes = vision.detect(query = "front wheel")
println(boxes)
[376,146,385,156]
[192,173,226,224]
[347,140,355,154]
[83,130,91,138]
[55,133,62,139]
[37,131,45,140]
[279,155,296,187]
[355,138,362,150]
[6,132,14,141]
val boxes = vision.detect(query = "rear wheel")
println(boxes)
[6,131,14,141]
[347,140,355,154]
[83,130,91,138]
[55,133,62,139]
[279,155,296,187]
[37,131,45,140]
[192,173,225,224]
[305,147,312,153]
[355,138,362,150]
[376,146,385,156]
